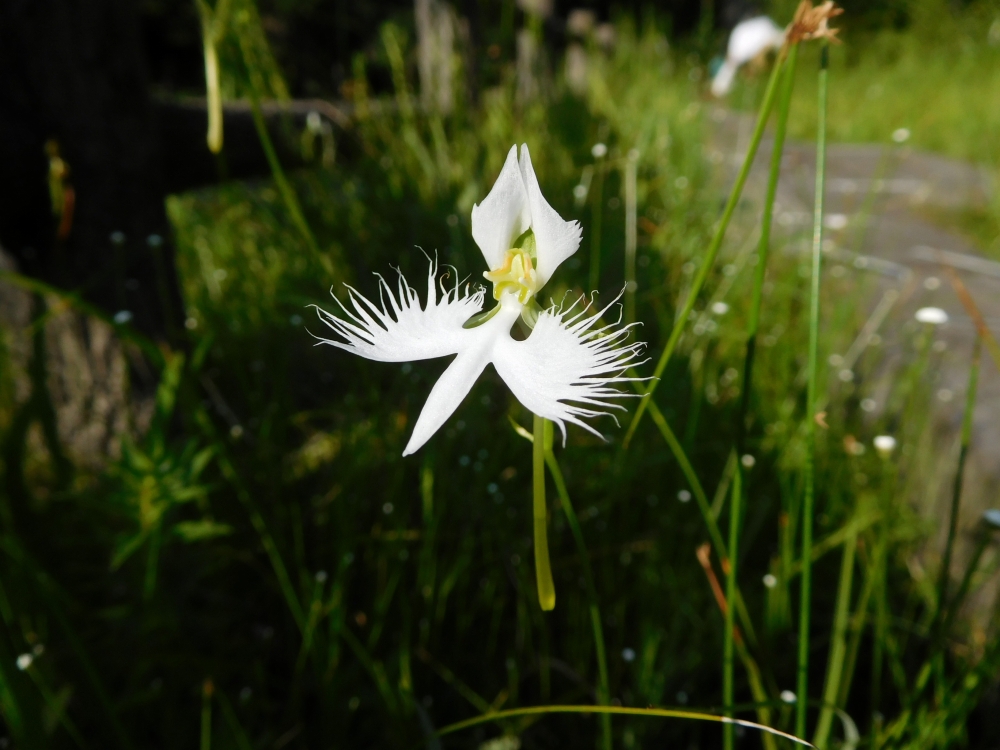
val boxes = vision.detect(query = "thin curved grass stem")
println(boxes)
[543,421,612,750]
[435,704,812,746]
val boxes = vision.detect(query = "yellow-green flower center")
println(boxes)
[484,248,539,304]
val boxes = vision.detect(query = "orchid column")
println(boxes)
[316,144,645,610]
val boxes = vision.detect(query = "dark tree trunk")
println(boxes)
[0,0,184,343]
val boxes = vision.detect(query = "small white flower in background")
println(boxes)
[780,690,797,704]
[891,127,911,144]
[711,301,729,315]
[915,307,949,325]
[762,573,777,588]
[873,435,897,457]
[479,736,522,750]
[316,144,646,456]
[711,16,786,97]
[15,653,32,671]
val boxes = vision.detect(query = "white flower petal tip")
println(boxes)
[493,293,649,445]
[471,145,531,271]
[518,144,583,286]
[472,144,581,287]
[312,259,485,363]
[914,307,948,325]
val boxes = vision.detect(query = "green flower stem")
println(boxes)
[533,414,556,611]
[622,45,788,450]
[813,530,857,748]
[724,46,799,750]
[744,43,798,383]
[797,42,830,740]
[933,333,981,643]
[542,421,612,750]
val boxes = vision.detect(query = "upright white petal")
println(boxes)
[492,295,646,443]
[471,146,532,272]
[518,145,582,288]
[403,303,521,455]
[313,259,485,362]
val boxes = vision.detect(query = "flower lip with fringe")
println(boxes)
[314,144,647,456]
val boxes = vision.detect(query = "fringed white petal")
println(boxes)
[403,303,521,456]
[471,145,532,272]
[313,259,485,363]
[518,144,582,288]
[492,295,647,443]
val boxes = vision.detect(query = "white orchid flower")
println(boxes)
[315,143,645,456]
[711,16,786,97]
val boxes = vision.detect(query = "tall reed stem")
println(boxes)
[723,46,799,750]
[797,42,830,739]
[533,414,556,611]
[542,421,611,750]
[623,47,787,449]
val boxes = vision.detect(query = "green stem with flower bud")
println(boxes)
[724,42,800,750]
[533,414,556,611]
[798,42,830,739]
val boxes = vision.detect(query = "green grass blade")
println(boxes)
[813,531,857,748]
[932,333,981,644]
